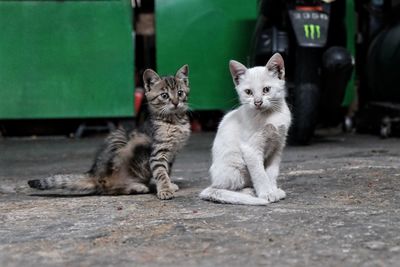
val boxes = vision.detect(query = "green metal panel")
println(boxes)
[0,0,134,119]
[156,0,257,110]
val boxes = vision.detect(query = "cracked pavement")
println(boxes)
[1,133,400,266]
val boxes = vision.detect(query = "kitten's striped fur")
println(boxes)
[28,65,191,200]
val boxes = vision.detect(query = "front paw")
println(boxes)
[157,188,175,200]
[258,188,286,203]
[170,183,179,192]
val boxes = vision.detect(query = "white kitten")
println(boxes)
[200,53,292,205]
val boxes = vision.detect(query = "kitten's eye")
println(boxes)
[263,86,271,93]
[160,93,169,99]
[177,90,184,97]
[244,89,253,95]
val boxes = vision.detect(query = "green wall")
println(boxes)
[156,0,257,111]
[0,0,134,119]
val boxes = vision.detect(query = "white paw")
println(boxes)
[125,183,149,194]
[170,183,179,192]
[134,184,150,193]
[157,189,174,200]
[258,188,286,203]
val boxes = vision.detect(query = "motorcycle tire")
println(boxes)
[290,83,320,145]
[289,48,321,145]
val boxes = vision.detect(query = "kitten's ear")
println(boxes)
[175,64,189,86]
[143,69,161,91]
[266,53,285,80]
[229,60,247,86]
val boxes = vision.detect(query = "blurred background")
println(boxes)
[0,0,399,144]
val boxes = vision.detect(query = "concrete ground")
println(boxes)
[1,132,400,267]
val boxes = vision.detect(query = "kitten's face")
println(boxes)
[143,65,190,116]
[229,53,286,111]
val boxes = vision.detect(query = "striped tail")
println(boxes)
[28,174,97,193]
[199,187,269,206]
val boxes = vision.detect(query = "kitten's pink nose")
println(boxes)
[172,100,179,108]
[254,100,263,108]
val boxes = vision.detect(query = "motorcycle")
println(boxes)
[250,0,353,145]
[355,0,400,137]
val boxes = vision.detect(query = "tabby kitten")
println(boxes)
[200,53,291,205]
[28,65,191,200]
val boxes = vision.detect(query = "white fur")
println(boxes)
[200,54,291,205]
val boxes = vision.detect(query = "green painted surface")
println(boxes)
[156,0,257,111]
[0,0,134,119]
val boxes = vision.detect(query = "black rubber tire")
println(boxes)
[290,83,320,145]
[289,48,321,145]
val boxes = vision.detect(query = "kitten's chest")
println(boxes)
[154,120,191,149]
[241,120,288,157]
[172,122,191,147]
[262,124,287,155]
[241,118,288,141]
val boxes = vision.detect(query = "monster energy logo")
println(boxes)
[303,24,321,39]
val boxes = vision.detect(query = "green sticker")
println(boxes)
[304,25,309,39]
[310,24,315,39]
[304,24,321,39]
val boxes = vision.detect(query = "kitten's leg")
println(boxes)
[240,144,285,203]
[106,136,152,195]
[167,160,179,192]
[98,171,150,195]
[123,182,150,194]
[150,151,177,200]
[169,183,179,192]
[265,154,286,200]
[210,161,248,190]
